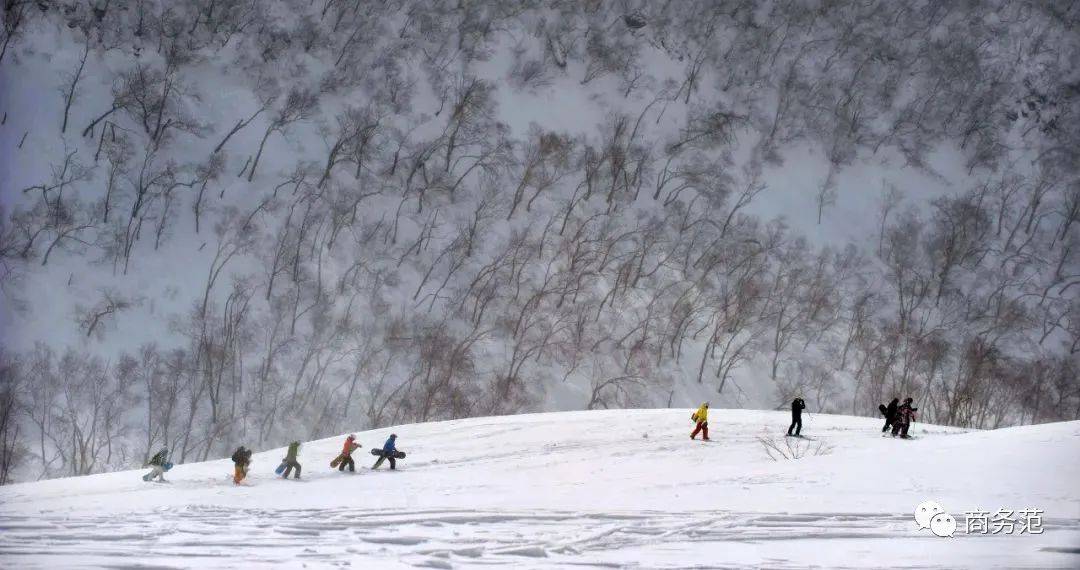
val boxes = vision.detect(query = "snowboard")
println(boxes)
[878,404,888,416]
[330,454,343,468]
[275,461,287,475]
[370,448,406,459]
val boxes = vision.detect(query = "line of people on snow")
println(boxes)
[330,433,401,472]
[142,397,921,483]
[689,396,920,441]
[141,433,404,484]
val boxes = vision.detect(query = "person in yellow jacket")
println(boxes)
[690,402,710,440]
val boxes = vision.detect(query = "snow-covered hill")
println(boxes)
[1,410,1078,568]
[2,0,1078,486]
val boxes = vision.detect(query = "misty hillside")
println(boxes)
[0,0,1078,481]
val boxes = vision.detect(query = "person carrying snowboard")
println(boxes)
[232,446,253,484]
[891,398,918,439]
[280,441,302,479]
[372,434,399,470]
[690,402,710,441]
[333,434,360,472]
[143,447,169,482]
[881,398,900,433]
[787,397,806,437]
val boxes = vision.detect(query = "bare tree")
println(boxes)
[441,74,501,176]
[75,289,138,339]
[113,148,194,274]
[815,165,838,225]
[60,37,91,134]
[0,0,33,64]
[317,105,383,188]
[877,181,903,257]
[247,88,319,182]
[16,147,95,265]
[112,60,201,149]
[0,350,26,485]
[508,127,574,219]
[192,152,226,234]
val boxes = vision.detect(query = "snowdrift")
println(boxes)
[1,409,1078,568]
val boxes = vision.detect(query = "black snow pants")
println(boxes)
[787,412,802,436]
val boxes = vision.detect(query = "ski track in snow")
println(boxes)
[3,507,1078,569]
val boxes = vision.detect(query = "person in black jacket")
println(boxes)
[787,398,806,436]
[882,398,900,433]
[891,398,918,438]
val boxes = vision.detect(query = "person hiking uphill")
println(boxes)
[881,398,900,434]
[372,434,399,470]
[787,397,806,437]
[281,441,302,479]
[690,402,710,441]
[332,434,361,472]
[142,447,169,482]
[232,446,253,484]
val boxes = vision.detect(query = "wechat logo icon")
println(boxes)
[914,500,956,538]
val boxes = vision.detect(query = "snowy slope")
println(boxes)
[1,410,1078,569]
[3,1,1078,491]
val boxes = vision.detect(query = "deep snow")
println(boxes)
[1,409,1078,568]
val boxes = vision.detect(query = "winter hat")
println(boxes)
[389,433,397,439]
[903,397,913,403]
[347,434,355,439]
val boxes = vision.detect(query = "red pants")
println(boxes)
[691,421,709,440]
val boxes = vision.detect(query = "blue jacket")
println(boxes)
[382,436,397,453]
